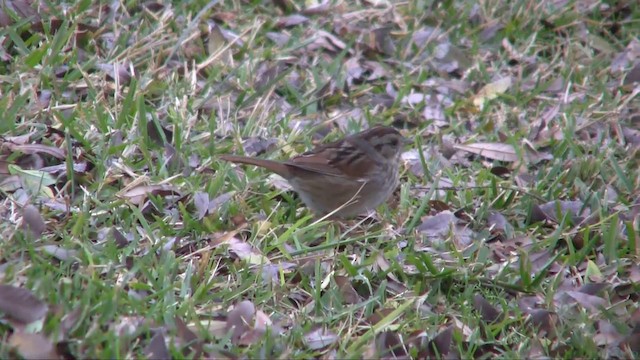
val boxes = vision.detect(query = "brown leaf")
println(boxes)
[146,120,173,145]
[8,332,57,360]
[272,0,296,13]
[253,61,291,93]
[375,331,408,359]
[276,14,309,28]
[417,211,456,236]
[562,290,607,312]
[490,166,511,178]
[208,191,234,213]
[193,191,235,220]
[111,315,146,337]
[431,42,472,74]
[55,340,76,360]
[577,282,608,296]
[212,231,269,265]
[226,300,256,344]
[141,1,165,12]
[96,62,133,84]
[237,308,272,346]
[310,30,347,53]
[417,210,475,247]
[523,142,554,164]
[303,327,338,350]
[622,62,640,91]
[39,245,78,262]
[363,27,396,56]
[60,306,84,339]
[241,136,279,157]
[144,332,170,360]
[530,200,590,224]
[621,325,640,352]
[202,318,228,338]
[0,0,39,27]
[611,38,640,73]
[365,308,395,327]
[111,228,130,249]
[174,316,203,358]
[3,143,66,159]
[0,285,48,325]
[260,262,297,283]
[193,191,210,220]
[424,325,454,358]
[334,275,361,304]
[204,22,234,66]
[487,211,509,234]
[527,309,557,338]
[39,161,88,176]
[301,1,330,15]
[119,184,181,206]
[454,142,518,162]
[473,294,502,324]
[622,126,640,147]
[593,320,624,347]
[22,204,45,237]
[473,77,512,109]
[266,31,290,47]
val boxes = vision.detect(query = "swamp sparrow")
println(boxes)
[220,125,408,218]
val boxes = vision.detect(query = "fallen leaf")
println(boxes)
[111,228,130,248]
[527,309,557,338]
[144,332,170,360]
[208,191,235,214]
[2,142,65,159]
[204,22,234,67]
[334,275,361,304]
[530,200,590,224]
[421,325,454,358]
[304,327,338,350]
[119,184,181,206]
[374,331,407,359]
[454,142,518,162]
[213,233,270,266]
[22,204,45,237]
[226,300,255,344]
[593,320,624,346]
[60,306,84,339]
[39,245,79,262]
[193,191,210,220]
[8,332,57,360]
[174,316,203,358]
[146,120,173,145]
[473,294,502,324]
[96,62,133,84]
[562,290,607,312]
[9,165,56,198]
[473,77,512,109]
[276,14,309,28]
[487,210,509,234]
[0,285,48,325]
[417,210,475,247]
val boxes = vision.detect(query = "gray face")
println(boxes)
[372,132,405,160]
[381,134,404,159]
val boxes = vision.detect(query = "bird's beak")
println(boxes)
[402,137,413,146]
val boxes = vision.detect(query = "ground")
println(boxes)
[0,0,639,358]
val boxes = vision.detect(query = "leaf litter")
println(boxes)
[0,0,639,358]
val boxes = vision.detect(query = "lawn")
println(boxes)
[0,0,639,358]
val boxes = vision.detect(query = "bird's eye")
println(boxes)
[388,138,399,147]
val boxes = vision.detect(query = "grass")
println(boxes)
[0,0,639,358]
